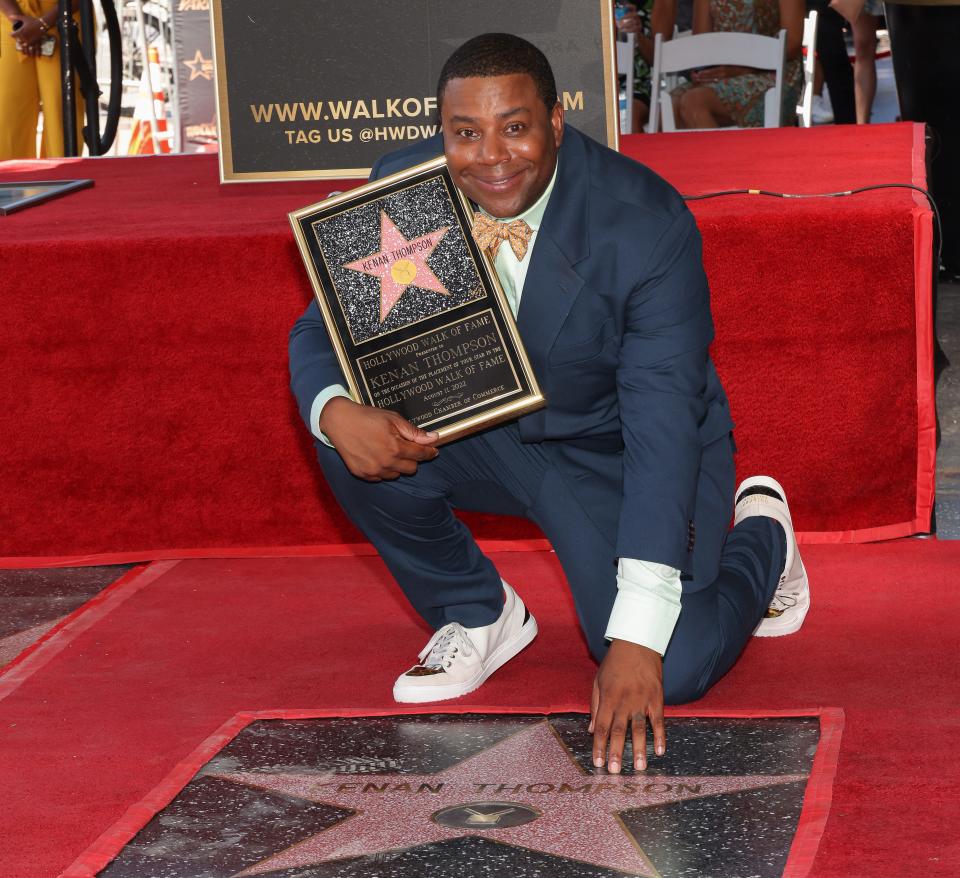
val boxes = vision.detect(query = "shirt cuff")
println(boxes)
[604,558,682,656]
[309,384,351,446]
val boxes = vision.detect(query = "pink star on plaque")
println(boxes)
[343,211,451,322]
[213,721,807,876]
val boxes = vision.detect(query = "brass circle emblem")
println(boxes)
[431,801,540,830]
[390,258,417,285]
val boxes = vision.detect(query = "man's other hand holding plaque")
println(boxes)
[320,398,439,482]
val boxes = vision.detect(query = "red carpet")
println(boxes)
[0,542,957,877]
[0,123,934,563]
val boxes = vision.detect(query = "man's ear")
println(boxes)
[551,100,565,148]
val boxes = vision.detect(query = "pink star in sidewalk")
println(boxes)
[213,721,807,876]
[343,211,451,322]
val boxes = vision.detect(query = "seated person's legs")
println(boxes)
[677,85,735,129]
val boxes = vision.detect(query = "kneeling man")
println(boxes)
[289,33,810,775]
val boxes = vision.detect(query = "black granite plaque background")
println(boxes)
[99,713,822,878]
[313,176,483,345]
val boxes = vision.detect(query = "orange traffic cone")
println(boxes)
[128,46,170,154]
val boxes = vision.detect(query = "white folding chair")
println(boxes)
[617,33,636,133]
[648,29,788,132]
[796,10,819,127]
[643,29,692,132]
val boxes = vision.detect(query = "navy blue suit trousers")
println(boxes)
[316,422,783,704]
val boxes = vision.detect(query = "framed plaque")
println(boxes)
[0,180,93,215]
[290,157,545,444]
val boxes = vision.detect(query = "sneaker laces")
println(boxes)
[417,623,475,670]
[769,590,798,612]
[771,566,803,610]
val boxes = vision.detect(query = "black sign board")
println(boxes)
[211,0,617,181]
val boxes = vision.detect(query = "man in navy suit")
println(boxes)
[289,33,810,775]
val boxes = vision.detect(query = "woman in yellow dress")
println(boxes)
[0,0,82,159]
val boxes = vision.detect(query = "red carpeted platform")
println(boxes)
[0,123,934,563]
[0,542,957,876]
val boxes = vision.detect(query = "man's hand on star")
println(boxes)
[320,397,438,481]
[590,639,666,774]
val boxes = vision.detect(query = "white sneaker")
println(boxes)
[734,476,810,637]
[393,581,538,703]
[812,94,834,125]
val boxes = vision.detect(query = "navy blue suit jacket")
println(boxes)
[290,126,734,584]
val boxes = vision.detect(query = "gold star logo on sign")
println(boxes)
[183,49,213,81]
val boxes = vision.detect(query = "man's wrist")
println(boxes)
[608,638,660,661]
[317,394,354,434]
[309,384,352,445]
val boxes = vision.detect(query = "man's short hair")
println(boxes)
[437,33,558,112]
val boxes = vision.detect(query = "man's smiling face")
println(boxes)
[440,73,564,219]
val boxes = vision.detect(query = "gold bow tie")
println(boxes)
[471,213,533,262]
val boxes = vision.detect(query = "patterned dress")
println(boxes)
[671,0,803,127]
